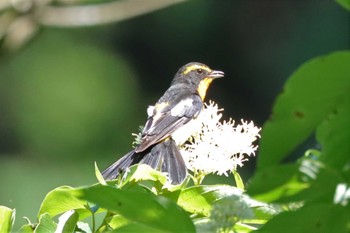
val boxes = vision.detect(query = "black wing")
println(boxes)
[135,94,202,152]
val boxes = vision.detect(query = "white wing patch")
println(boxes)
[171,117,202,145]
[147,105,154,117]
[170,98,194,116]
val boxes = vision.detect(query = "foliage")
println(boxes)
[1,48,349,232]
[248,50,350,232]
[1,1,349,230]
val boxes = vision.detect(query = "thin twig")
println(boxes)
[38,0,186,27]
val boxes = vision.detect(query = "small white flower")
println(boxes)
[180,101,261,176]
[334,183,350,206]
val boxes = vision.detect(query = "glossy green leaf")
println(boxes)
[103,215,130,230]
[177,184,275,223]
[127,164,168,185]
[35,214,56,233]
[77,184,195,233]
[56,210,79,233]
[257,51,350,168]
[19,224,34,233]
[233,170,245,190]
[112,164,169,191]
[177,185,243,216]
[76,222,92,233]
[38,186,90,219]
[0,206,15,233]
[95,162,107,185]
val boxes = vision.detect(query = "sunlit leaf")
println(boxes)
[128,164,168,185]
[233,170,245,190]
[38,186,90,219]
[19,224,34,233]
[35,214,56,233]
[76,184,195,233]
[177,185,242,216]
[95,162,107,185]
[103,215,130,230]
[0,206,15,233]
[56,210,79,233]
[76,222,92,233]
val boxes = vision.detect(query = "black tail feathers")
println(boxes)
[102,138,187,184]
[101,150,142,180]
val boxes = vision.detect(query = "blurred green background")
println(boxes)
[0,0,348,229]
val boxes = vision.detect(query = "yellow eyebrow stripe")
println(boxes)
[183,64,211,75]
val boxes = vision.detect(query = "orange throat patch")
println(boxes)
[197,78,213,100]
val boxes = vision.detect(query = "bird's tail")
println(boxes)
[102,138,187,184]
[101,149,142,180]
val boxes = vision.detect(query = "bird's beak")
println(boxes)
[209,70,224,79]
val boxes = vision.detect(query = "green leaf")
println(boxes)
[56,210,79,233]
[257,51,350,168]
[316,95,350,169]
[95,162,107,185]
[247,164,309,202]
[103,215,130,230]
[19,224,34,233]
[177,185,243,216]
[249,158,345,205]
[110,222,165,233]
[233,170,245,190]
[76,222,92,233]
[255,203,350,233]
[35,213,57,233]
[114,164,169,191]
[0,206,15,233]
[177,184,276,223]
[289,167,344,204]
[336,0,350,11]
[77,184,195,233]
[128,164,168,185]
[191,191,276,232]
[234,222,258,233]
[38,186,91,219]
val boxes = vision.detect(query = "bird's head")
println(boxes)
[173,62,224,100]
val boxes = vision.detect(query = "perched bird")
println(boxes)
[102,62,224,184]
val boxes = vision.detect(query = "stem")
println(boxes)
[91,210,96,233]
[193,170,206,185]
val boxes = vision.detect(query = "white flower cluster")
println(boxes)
[180,101,261,176]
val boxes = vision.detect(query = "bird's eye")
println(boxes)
[196,69,204,75]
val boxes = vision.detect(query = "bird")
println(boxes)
[102,62,224,184]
